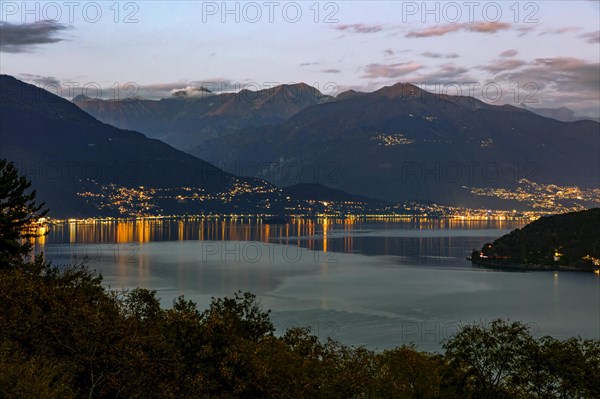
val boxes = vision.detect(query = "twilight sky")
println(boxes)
[1,1,599,117]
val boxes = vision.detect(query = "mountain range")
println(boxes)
[518,104,600,123]
[73,83,331,151]
[74,82,600,209]
[203,83,599,206]
[3,75,599,215]
[3,75,376,218]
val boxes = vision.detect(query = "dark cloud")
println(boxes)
[300,62,320,67]
[334,24,383,34]
[18,73,61,87]
[515,25,536,37]
[539,27,580,36]
[421,52,459,59]
[0,21,69,53]
[362,62,423,79]
[499,49,518,58]
[579,30,600,43]
[321,69,341,74]
[406,22,511,38]
[384,49,394,56]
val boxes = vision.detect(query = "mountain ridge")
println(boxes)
[73,82,333,150]
[193,81,599,208]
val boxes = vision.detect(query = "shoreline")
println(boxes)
[469,258,599,273]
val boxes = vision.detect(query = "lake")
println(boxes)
[33,217,600,352]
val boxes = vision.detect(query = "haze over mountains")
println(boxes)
[74,80,600,209]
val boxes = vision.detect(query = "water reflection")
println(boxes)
[33,217,527,266]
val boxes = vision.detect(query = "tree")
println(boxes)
[442,319,535,398]
[195,291,276,397]
[373,345,444,398]
[0,159,47,267]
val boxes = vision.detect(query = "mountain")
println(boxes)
[471,208,600,270]
[519,104,600,123]
[0,75,280,218]
[195,82,600,209]
[1,75,387,218]
[282,183,376,203]
[73,83,332,152]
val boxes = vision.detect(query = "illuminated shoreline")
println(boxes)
[39,210,544,225]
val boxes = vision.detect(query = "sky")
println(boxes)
[1,0,599,117]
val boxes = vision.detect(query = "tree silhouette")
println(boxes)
[0,159,48,267]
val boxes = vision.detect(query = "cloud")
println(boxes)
[300,62,320,67]
[406,22,510,38]
[421,52,459,59]
[31,78,246,100]
[170,85,213,97]
[321,69,341,74]
[406,24,461,38]
[362,62,423,79]
[579,30,600,43]
[539,27,581,36]
[18,73,61,87]
[481,59,527,73]
[0,21,69,53]
[515,25,536,37]
[406,63,471,84]
[467,22,512,33]
[135,80,235,98]
[334,24,383,34]
[384,49,394,56]
[499,49,518,58]
[494,57,599,91]
[493,57,600,116]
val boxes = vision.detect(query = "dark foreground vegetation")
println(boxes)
[1,159,599,398]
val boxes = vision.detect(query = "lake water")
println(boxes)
[33,217,600,352]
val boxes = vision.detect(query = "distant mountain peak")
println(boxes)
[517,103,594,122]
[72,94,92,102]
[373,82,424,99]
[336,89,366,100]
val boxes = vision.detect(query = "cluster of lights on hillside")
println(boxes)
[467,179,600,213]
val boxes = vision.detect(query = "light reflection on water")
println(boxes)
[33,217,524,256]
[32,218,600,351]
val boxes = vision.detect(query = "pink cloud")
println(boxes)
[499,49,518,58]
[363,62,423,79]
[481,59,527,73]
[406,22,511,38]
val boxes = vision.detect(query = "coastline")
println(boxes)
[468,258,599,273]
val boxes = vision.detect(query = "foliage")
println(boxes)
[476,208,600,267]
[0,159,48,267]
[442,320,600,399]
